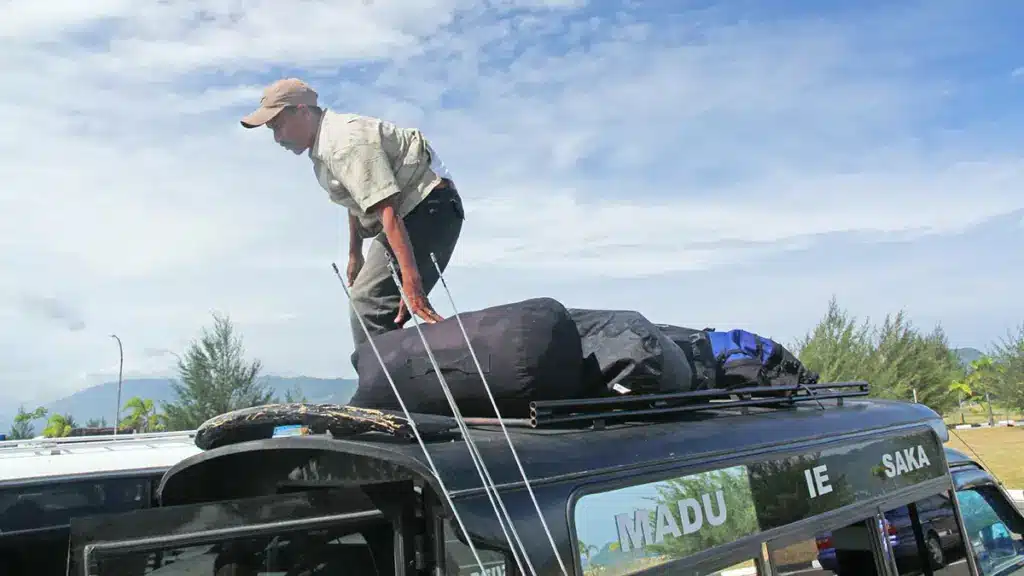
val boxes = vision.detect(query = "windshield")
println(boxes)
[0,476,150,536]
[86,521,388,575]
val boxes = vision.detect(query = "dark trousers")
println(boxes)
[349,183,464,348]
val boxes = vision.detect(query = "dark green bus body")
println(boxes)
[62,396,1024,576]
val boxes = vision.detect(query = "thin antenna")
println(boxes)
[329,262,487,575]
[949,427,1003,486]
[429,252,572,576]
[383,252,535,576]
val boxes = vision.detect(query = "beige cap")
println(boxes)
[240,78,319,129]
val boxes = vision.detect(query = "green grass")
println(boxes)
[944,427,1024,488]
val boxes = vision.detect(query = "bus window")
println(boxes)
[771,518,881,576]
[0,476,153,576]
[0,476,150,535]
[86,524,389,575]
[879,492,971,575]
[956,487,1024,576]
[443,520,507,576]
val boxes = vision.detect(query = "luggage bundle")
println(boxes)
[349,298,589,417]
[348,297,819,418]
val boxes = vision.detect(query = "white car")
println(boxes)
[0,431,201,575]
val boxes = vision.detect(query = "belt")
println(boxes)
[434,178,457,193]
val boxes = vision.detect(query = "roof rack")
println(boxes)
[529,381,870,428]
[0,430,197,458]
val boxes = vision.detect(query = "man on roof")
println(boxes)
[241,78,465,347]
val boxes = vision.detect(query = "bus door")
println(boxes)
[67,482,419,576]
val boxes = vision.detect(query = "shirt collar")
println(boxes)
[308,108,328,161]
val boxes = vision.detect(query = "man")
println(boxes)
[240,78,464,347]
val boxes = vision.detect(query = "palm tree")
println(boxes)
[42,413,77,438]
[119,397,167,433]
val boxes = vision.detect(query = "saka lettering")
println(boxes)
[881,444,932,478]
[614,490,728,552]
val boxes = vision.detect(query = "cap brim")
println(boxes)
[240,105,284,129]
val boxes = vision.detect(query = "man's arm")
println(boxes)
[329,143,412,272]
[348,213,363,257]
[329,144,443,323]
[374,197,421,284]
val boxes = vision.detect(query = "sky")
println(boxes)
[2,0,1024,407]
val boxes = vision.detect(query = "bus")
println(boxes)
[0,431,201,575]
[63,382,1024,575]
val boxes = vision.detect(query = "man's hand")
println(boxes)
[369,197,444,327]
[395,276,444,327]
[346,251,364,287]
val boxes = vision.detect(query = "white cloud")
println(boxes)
[1,0,1023,405]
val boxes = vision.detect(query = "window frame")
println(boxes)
[764,476,956,568]
[67,486,414,576]
[81,509,386,575]
[955,484,1024,576]
[0,473,156,539]
[949,462,1015,576]
[565,424,956,576]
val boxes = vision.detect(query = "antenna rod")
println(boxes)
[383,251,534,576]
[330,262,488,575]
[429,252,570,576]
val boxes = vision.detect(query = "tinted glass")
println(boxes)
[957,487,1024,575]
[0,476,150,535]
[880,492,971,575]
[771,517,881,576]
[88,523,390,575]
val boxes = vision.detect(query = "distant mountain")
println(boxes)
[954,347,986,367]
[0,376,357,434]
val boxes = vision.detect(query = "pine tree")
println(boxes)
[162,313,273,430]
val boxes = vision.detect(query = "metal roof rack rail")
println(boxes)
[529,381,870,428]
[0,429,195,450]
[0,430,199,458]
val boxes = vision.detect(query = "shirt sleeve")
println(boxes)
[327,143,402,214]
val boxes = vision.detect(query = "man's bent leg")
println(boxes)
[348,237,401,349]
[348,186,465,348]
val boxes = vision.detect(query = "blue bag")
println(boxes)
[660,326,819,390]
[706,329,818,389]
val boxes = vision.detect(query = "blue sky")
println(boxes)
[1,0,1023,406]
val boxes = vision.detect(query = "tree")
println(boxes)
[642,468,759,560]
[162,313,273,430]
[951,356,1004,425]
[9,406,48,440]
[792,297,873,382]
[578,539,598,567]
[989,324,1024,413]
[43,413,77,438]
[794,298,964,415]
[85,417,109,428]
[279,384,308,403]
[120,397,167,433]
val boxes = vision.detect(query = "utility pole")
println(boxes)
[110,334,123,436]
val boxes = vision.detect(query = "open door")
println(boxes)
[67,485,415,576]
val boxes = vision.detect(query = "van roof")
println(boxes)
[377,397,948,495]
[0,431,202,485]
[161,396,947,502]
